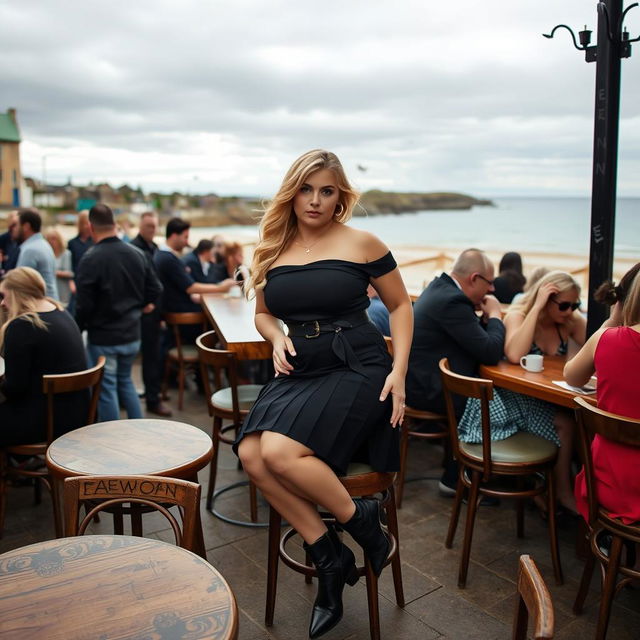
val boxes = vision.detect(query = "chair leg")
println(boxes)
[265,507,282,627]
[516,498,525,539]
[364,558,381,640]
[574,552,596,615]
[249,481,258,523]
[113,507,125,534]
[546,470,564,585]
[596,535,624,640]
[178,361,185,410]
[34,477,42,505]
[49,475,63,538]
[458,470,480,588]
[384,486,405,607]
[445,467,465,549]
[396,421,410,509]
[131,503,144,537]
[206,416,222,511]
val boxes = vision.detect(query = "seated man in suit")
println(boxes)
[183,239,228,284]
[406,248,505,495]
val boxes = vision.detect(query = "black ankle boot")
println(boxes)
[327,524,360,586]
[303,532,359,639]
[340,497,390,577]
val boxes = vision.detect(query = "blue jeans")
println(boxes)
[87,341,142,422]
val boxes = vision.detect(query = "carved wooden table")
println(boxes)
[480,355,593,409]
[46,419,213,555]
[201,293,272,360]
[0,535,238,639]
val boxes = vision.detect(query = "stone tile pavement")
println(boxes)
[2,379,639,639]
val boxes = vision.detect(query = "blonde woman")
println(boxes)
[458,271,586,514]
[45,227,74,306]
[0,267,88,446]
[235,150,413,638]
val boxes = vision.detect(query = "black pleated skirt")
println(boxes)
[234,321,399,475]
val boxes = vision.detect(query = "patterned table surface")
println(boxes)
[0,535,238,640]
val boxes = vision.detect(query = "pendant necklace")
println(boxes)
[294,224,333,254]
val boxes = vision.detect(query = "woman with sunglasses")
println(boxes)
[457,270,585,514]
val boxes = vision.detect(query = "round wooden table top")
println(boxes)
[0,535,238,640]
[46,419,213,479]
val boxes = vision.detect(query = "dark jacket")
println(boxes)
[130,233,158,258]
[75,236,163,345]
[406,273,505,415]
[183,250,227,284]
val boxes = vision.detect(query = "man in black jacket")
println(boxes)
[130,211,172,417]
[406,248,505,494]
[76,204,163,422]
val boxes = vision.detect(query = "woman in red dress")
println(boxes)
[564,264,640,524]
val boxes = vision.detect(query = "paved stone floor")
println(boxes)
[2,376,639,639]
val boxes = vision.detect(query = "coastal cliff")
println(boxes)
[186,191,493,226]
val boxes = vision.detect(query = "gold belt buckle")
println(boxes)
[304,320,320,338]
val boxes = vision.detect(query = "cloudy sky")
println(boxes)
[2,0,639,197]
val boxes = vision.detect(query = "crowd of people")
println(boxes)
[0,149,638,638]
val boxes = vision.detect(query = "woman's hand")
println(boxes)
[379,369,406,428]
[533,282,559,311]
[272,334,296,376]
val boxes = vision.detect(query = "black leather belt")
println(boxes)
[286,311,369,339]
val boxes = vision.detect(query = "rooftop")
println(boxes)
[0,110,20,143]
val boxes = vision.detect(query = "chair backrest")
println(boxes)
[42,356,106,445]
[439,357,494,481]
[63,475,202,552]
[573,396,640,527]
[163,311,207,359]
[512,554,554,640]
[196,330,242,420]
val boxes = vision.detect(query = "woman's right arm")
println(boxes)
[564,327,607,387]
[504,282,558,362]
[254,289,296,376]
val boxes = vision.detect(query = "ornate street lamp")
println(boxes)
[544,1,639,336]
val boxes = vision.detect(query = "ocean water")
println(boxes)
[202,197,640,258]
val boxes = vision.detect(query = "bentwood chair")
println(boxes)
[439,358,563,588]
[266,463,404,640]
[63,475,204,557]
[513,555,555,640]
[162,311,208,410]
[383,337,449,508]
[196,330,264,521]
[0,357,105,538]
[572,397,640,640]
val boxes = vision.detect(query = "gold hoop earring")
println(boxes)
[334,203,344,217]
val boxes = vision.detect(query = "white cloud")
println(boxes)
[2,0,639,196]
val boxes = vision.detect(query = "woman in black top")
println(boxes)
[235,150,413,638]
[0,267,89,446]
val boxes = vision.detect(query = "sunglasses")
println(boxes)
[550,298,581,312]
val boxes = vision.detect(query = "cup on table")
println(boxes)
[520,354,544,372]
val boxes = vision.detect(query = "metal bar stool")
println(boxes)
[265,463,405,640]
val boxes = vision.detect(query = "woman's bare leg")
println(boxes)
[259,432,356,524]
[238,433,327,543]
[554,410,578,512]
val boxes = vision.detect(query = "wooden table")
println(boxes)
[201,293,272,360]
[480,355,594,409]
[46,419,213,553]
[0,535,238,640]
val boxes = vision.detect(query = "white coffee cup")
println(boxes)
[520,354,544,372]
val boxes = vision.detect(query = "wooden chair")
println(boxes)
[383,336,451,508]
[162,311,208,410]
[266,464,404,640]
[513,554,555,640]
[439,358,563,588]
[63,474,204,557]
[572,396,640,640]
[0,357,105,538]
[196,330,263,521]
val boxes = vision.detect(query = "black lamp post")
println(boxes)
[544,1,639,337]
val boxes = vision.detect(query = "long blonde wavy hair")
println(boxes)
[247,150,360,293]
[0,267,63,348]
[507,270,581,322]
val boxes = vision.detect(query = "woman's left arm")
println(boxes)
[564,327,606,386]
[1,320,35,397]
[371,268,413,428]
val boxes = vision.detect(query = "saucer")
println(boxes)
[524,367,544,373]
